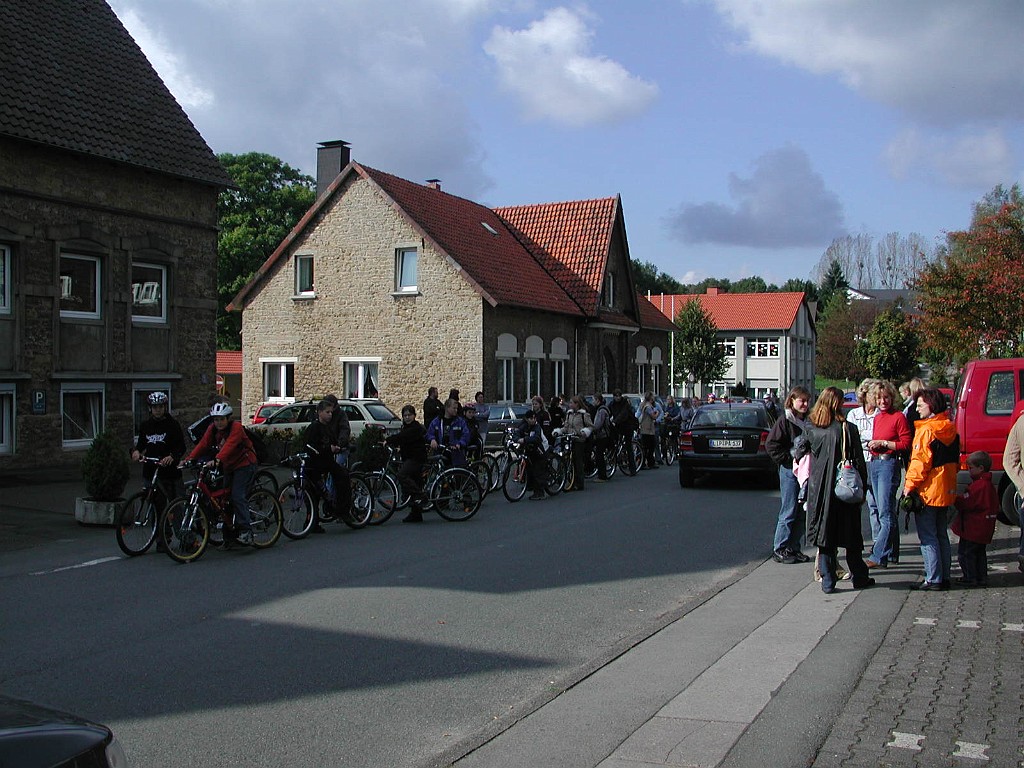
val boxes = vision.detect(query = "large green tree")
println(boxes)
[631,259,684,295]
[217,152,316,349]
[814,293,878,382]
[859,306,920,381]
[673,299,728,390]
[816,258,848,322]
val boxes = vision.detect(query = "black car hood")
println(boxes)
[0,695,109,766]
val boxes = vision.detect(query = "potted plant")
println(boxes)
[74,430,131,525]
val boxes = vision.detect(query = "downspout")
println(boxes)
[574,324,579,393]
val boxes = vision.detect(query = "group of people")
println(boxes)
[766,378,1000,594]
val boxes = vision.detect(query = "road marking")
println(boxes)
[1004,623,1024,632]
[30,557,120,576]
[914,617,937,625]
[957,619,981,629]
[887,731,924,751]
[952,741,990,761]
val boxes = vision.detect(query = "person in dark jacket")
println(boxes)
[423,387,443,428]
[132,391,186,497]
[303,399,352,529]
[515,409,549,500]
[804,387,873,594]
[591,394,612,482]
[764,386,812,565]
[386,405,428,523]
[608,390,637,474]
[323,393,352,467]
[427,398,470,467]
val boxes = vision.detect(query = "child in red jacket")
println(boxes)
[952,451,1000,587]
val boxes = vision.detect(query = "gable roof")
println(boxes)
[0,0,232,187]
[216,350,243,375]
[647,291,807,332]
[636,293,678,332]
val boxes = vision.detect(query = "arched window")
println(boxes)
[496,333,518,402]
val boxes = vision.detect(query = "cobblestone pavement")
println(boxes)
[813,524,1024,768]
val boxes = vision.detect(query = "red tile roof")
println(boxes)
[646,291,806,331]
[636,293,678,332]
[216,350,243,374]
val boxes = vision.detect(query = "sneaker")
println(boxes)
[773,548,798,564]
[529,492,546,500]
[865,559,886,569]
[837,568,851,581]
[788,549,811,563]
[236,530,254,546]
[853,577,876,590]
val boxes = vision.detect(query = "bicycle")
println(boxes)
[420,447,484,521]
[615,431,642,477]
[660,423,679,466]
[116,457,177,556]
[157,460,283,563]
[277,449,374,539]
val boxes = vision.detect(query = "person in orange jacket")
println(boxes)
[903,388,960,590]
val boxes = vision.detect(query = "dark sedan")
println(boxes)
[677,402,776,488]
[484,404,530,448]
[0,695,128,767]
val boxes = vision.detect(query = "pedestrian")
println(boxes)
[1003,408,1024,573]
[765,386,812,565]
[952,451,999,587]
[473,391,491,445]
[638,391,659,469]
[903,387,959,591]
[591,393,612,482]
[804,387,874,594]
[423,387,443,427]
[864,380,911,568]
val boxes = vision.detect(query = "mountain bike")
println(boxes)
[116,457,176,556]
[277,449,374,539]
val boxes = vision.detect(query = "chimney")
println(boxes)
[316,140,351,198]
[425,179,441,190]
[706,287,723,295]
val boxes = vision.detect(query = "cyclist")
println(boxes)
[184,402,257,546]
[558,395,594,491]
[530,396,553,442]
[131,393,186,542]
[323,393,352,467]
[303,399,352,529]
[662,395,681,460]
[386,404,428,523]
[608,390,638,474]
[463,403,485,461]
[427,398,470,467]
[515,409,549,500]
[186,393,228,445]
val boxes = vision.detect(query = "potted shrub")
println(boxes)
[74,430,131,525]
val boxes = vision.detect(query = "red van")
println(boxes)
[952,358,1024,525]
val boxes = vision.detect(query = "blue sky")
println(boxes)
[108,0,1024,288]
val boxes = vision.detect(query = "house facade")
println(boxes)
[230,143,674,416]
[648,289,816,399]
[0,0,232,469]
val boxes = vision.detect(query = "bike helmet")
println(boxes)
[210,402,233,417]
[148,391,168,405]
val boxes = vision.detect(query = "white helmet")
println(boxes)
[148,391,168,405]
[210,402,233,417]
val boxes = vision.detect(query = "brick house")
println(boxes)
[229,142,674,416]
[647,289,815,399]
[0,0,233,469]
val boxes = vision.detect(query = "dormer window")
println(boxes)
[602,271,615,307]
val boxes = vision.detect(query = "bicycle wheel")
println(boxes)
[545,453,564,495]
[432,468,482,521]
[663,437,677,466]
[367,470,399,525]
[603,445,618,479]
[158,499,210,563]
[617,442,639,477]
[492,450,511,492]
[502,458,528,502]
[252,469,279,496]
[279,481,316,539]
[481,453,500,493]
[246,489,282,548]
[469,459,492,498]
[342,475,373,529]
[116,490,159,556]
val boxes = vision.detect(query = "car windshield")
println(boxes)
[267,405,303,423]
[691,407,766,429]
[365,403,397,421]
[510,405,529,418]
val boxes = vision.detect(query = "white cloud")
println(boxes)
[483,7,658,126]
[885,127,1016,188]
[667,145,845,248]
[713,0,1024,124]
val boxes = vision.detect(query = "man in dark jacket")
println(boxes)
[303,399,351,529]
[387,405,429,523]
[423,387,443,427]
[132,391,186,498]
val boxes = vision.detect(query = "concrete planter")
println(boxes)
[75,497,123,525]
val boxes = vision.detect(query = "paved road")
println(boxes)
[0,466,776,767]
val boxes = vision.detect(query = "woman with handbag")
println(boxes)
[804,387,874,594]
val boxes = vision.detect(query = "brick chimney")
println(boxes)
[425,179,442,190]
[316,140,351,198]
[706,287,724,295]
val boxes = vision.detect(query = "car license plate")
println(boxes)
[709,439,742,449]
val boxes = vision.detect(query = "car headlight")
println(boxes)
[106,735,130,767]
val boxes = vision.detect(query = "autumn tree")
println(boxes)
[815,293,880,382]
[858,306,920,381]
[673,299,728,391]
[217,152,316,349]
[916,200,1024,363]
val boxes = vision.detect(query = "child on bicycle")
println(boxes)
[303,399,352,529]
[132,391,186,499]
[515,409,549,500]
[386,404,428,523]
[427,398,470,467]
[184,402,257,545]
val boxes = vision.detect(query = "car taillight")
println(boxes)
[758,431,769,453]
[680,431,693,451]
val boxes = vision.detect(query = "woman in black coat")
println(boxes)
[804,387,873,594]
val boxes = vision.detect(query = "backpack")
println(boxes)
[243,425,271,464]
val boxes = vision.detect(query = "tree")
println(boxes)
[779,278,818,303]
[916,201,1024,363]
[814,232,935,290]
[859,306,920,381]
[631,259,684,295]
[672,299,727,391]
[814,293,878,382]
[816,258,848,322]
[217,152,316,349]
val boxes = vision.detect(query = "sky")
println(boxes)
[107,0,1024,288]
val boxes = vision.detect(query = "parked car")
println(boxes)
[677,402,776,488]
[952,358,1024,524]
[250,401,286,425]
[484,403,530,448]
[0,695,128,767]
[258,399,401,441]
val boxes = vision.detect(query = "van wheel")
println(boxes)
[999,483,1021,526]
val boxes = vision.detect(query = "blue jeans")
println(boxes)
[773,466,804,552]
[915,505,951,584]
[867,459,899,564]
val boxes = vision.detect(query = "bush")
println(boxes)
[352,425,387,470]
[81,430,131,501]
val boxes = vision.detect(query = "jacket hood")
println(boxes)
[923,412,957,445]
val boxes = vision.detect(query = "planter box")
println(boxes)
[75,497,123,525]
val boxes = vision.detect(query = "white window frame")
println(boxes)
[395,247,418,293]
[746,337,780,358]
[261,358,296,401]
[61,383,105,448]
[340,357,381,399]
[497,358,515,403]
[652,365,662,396]
[131,261,167,323]
[295,254,315,297]
[637,364,650,393]
[0,244,10,315]
[552,360,565,396]
[719,337,736,357]
[0,383,14,454]
[525,359,541,399]
[59,253,101,320]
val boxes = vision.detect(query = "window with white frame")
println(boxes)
[746,337,779,357]
[525,359,541,398]
[0,384,13,454]
[0,244,10,314]
[343,360,379,399]
[295,254,314,296]
[61,384,104,447]
[602,271,615,306]
[59,254,101,319]
[395,247,417,292]
[637,364,649,392]
[262,360,295,400]
[552,360,565,396]
[497,358,514,402]
[131,262,167,323]
[651,365,662,395]
[719,337,736,357]
[132,384,171,438]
